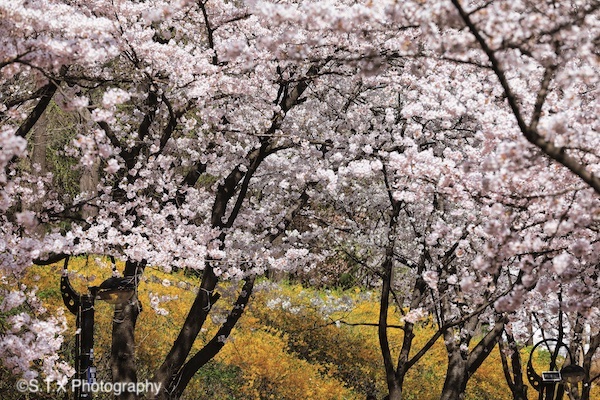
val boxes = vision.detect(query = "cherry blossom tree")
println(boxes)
[439,2,600,398]
[2,0,416,398]
[450,0,600,194]
[306,64,517,399]
[274,1,599,398]
[0,0,325,397]
[1,1,599,400]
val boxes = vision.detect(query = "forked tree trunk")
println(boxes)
[440,318,506,400]
[440,331,469,400]
[106,63,315,400]
[168,276,255,398]
[150,267,219,400]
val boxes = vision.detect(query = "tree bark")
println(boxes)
[79,157,99,220]
[378,202,403,400]
[30,109,48,175]
[498,331,528,400]
[150,267,219,399]
[581,330,600,400]
[111,300,141,400]
[110,260,144,400]
[440,318,506,400]
[27,108,49,237]
[169,276,255,399]
[147,65,314,399]
[440,330,469,400]
[15,82,58,139]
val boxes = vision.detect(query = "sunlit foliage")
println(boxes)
[4,258,596,399]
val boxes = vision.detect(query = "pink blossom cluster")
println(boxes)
[1,0,599,385]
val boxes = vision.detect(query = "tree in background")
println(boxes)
[443,2,600,398]
[1,1,599,400]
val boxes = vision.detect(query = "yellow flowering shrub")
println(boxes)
[217,328,355,399]
[17,258,600,400]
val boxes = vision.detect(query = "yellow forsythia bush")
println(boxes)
[217,328,355,399]
[17,257,600,400]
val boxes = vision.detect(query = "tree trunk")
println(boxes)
[110,260,144,400]
[526,312,535,346]
[567,314,585,400]
[30,109,48,175]
[386,381,403,400]
[378,201,402,400]
[440,318,506,400]
[499,331,528,400]
[111,300,141,400]
[581,330,600,400]
[440,359,467,400]
[27,109,49,237]
[440,330,468,400]
[169,277,255,398]
[79,157,99,220]
[150,267,219,399]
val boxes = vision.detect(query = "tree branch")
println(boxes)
[467,317,507,374]
[379,203,402,393]
[170,276,255,398]
[529,64,557,133]
[15,82,58,138]
[452,0,600,194]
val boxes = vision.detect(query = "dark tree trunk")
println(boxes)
[440,330,469,400]
[16,82,58,139]
[117,64,313,399]
[386,382,403,400]
[440,318,506,400]
[581,331,600,400]
[110,260,144,400]
[150,267,219,399]
[499,331,528,400]
[169,277,255,398]
[111,300,141,400]
[378,200,403,400]
[568,314,585,400]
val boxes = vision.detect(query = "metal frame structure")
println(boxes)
[527,338,586,400]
